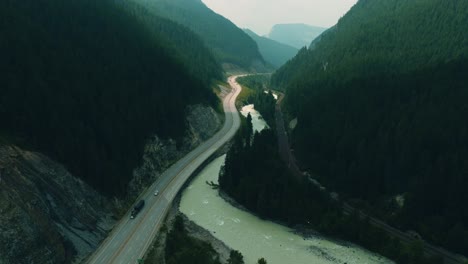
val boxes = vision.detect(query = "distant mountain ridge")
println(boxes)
[268,23,327,49]
[243,29,298,68]
[133,0,266,71]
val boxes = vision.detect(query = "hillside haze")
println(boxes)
[243,29,298,68]
[0,0,220,197]
[268,23,327,49]
[132,0,266,71]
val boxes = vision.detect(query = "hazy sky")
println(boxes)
[201,0,358,35]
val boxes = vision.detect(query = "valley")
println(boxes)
[1,0,467,263]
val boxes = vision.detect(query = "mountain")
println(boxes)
[132,0,266,71]
[272,0,468,256]
[0,0,221,197]
[268,23,327,49]
[244,29,298,68]
[116,0,222,86]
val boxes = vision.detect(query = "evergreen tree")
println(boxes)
[270,0,468,256]
[0,0,220,196]
[227,250,244,264]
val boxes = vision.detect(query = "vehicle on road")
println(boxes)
[87,76,242,263]
[407,230,423,240]
[130,200,145,219]
[154,190,159,196]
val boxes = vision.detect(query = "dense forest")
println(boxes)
[237,75,271,92]
[220,128,334,224]
[118,0,223,87]
[132,0,266,70]
[289,60,468,255]
[0,0,220,196]
[273,0,468,90]
[243,29,298,68]
[272,0,468,255]
[220,117,443,264]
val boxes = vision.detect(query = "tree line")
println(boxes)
[237,75,276,126]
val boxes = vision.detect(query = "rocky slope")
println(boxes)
[128,104,223,198]
[0,104,223,264]
[0,146,113,264]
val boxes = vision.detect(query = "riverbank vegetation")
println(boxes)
[147,214,252,264]
[237,75,276,126]
[237,75,271,91]
[220,117,444,263]
[164,215,222,264]
[227,250,244,264]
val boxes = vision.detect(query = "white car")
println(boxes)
[154,190,159,196]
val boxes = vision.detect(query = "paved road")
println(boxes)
[273,88,467,264]
[86,76,242,264]
[274,91,303,182]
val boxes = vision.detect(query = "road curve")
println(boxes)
[86,76,242,264]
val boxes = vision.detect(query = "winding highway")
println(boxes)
[86,76,242,264]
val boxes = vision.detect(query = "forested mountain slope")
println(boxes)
[273,0,468,90]
[272,0,468,255]
[118,0,222,85]
[0,0,220,196]
[243,29,298,68]
[132,0,266,70]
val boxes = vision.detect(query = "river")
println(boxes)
[179,105,392,264]
[240,104,269,132]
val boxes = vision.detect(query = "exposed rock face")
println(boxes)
[0,104,222,263]
[185,104,223,144]
[0,146,113,264]
[129,104,222,197]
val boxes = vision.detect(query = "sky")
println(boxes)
[201,0,358,36]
